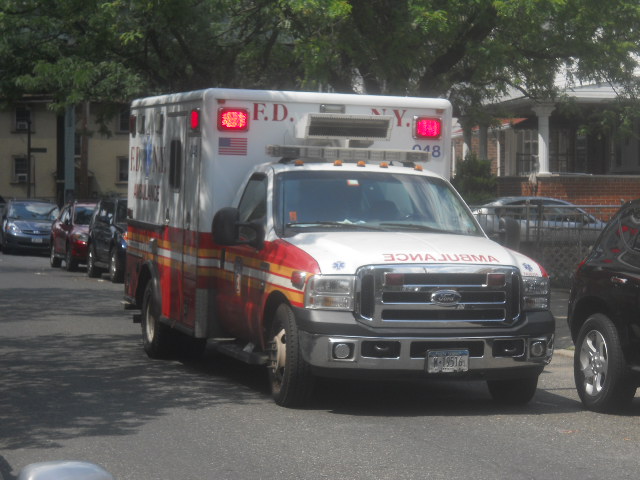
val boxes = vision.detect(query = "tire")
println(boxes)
[50,244,62,268]
[487,375,539,405]
[109,248,124,283]
[268,303,314,407]
[86,245,102,278]
[574,313,637,412]
[65,245,78,271]
[141,282,174,359]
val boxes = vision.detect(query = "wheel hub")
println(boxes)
[580,330,608,396]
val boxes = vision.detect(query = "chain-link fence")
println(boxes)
[471,203,619,287]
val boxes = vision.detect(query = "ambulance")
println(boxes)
[125,88,554,407]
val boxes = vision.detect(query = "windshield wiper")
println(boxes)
[378,223,451,233]
[286,221,384,231]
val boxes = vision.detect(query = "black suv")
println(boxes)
[87,197,128,283]
[568,199,640,412]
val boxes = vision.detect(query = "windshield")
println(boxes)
[277,170,481,236]
[74,206,95,225]
[8,203,58,221]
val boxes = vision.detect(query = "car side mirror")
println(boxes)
[212,207,265,250]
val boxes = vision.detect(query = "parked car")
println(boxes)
[0,199,59,254]
[50,200,97,271]
[87,197,128,283]
[472,196,606,244]
[567,199,640,412]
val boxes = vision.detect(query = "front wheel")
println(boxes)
[86,245,102,278]
[65,245,78,272]
[268,303,314,408]
[141,282,174,359]
[487,376,539,405]
[109,248,124,283]
[50,244,61,268]
[574,313,636,412]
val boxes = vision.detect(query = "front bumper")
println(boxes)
[295,308,554,379]
[3,232,50,251]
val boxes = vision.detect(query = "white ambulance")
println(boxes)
[125,88,554,407]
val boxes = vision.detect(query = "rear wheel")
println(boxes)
[50,244,61,268]
[268,303,314,407]
[574,313,636,412]
[487,375,539,405]
[109,248,124,283]
[141,282,174,359]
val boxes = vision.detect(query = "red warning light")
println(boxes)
[218,108,249,131]
[190,109,200,130]
[415,117,442,139]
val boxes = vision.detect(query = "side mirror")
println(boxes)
[18,461,114,480]
[212,207,265,250]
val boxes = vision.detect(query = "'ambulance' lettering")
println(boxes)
[382,253,500,263]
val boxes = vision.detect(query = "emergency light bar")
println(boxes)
[266,145,429,163]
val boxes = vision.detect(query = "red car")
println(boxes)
[50,201,97,271]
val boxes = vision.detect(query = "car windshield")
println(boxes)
[277,170,481,236]
[74,206,95,225]
[115,201,128,225]
[8,203,58,221]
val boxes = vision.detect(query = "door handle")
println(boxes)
[611,276,628,285]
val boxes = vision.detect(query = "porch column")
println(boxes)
[532,104,555,175]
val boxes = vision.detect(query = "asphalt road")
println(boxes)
[1,251,639,480]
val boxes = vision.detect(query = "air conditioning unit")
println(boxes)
[16,121,29,131]
[15,173,27,183]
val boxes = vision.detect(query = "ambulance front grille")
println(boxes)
[355,265,521,329]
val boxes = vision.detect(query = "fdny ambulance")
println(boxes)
[125,88,554,407]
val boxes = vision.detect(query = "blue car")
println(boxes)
[1,199,59,254]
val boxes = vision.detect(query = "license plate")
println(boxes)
[426,349,469,373]
[31,238,43,244]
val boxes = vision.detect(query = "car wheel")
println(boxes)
[109,248,124,283]
[268,303,314,407]
[141,282,174,359]
[574,313,637,412]
[487,375,539,405]
[86,245,102,278]
[65,245,78,271]
[50,243,62,268]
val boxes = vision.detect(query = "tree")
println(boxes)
[2,0,640,120]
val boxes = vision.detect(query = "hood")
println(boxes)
[285,231,545,277]
[9,219,52,233]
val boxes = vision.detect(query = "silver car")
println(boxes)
[472,196,607,244]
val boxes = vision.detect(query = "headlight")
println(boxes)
[305,275,355,311]
[522,276,550,311]
[71,232,89,243]
[6,222,21,234]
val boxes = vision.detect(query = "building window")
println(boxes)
[12,156,29,183]
[117,110,130,133]
[117,156,129,183]
[14,107,32,132]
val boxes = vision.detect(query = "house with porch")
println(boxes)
[452,83,640,206]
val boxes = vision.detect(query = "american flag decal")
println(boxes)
[218,137,248,155]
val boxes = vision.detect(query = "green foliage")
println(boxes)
[2,0,640,125]
[451,154,496,205]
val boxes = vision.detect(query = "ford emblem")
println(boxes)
[431,289,461,307]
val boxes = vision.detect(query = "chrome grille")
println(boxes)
[355,265,520,328]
